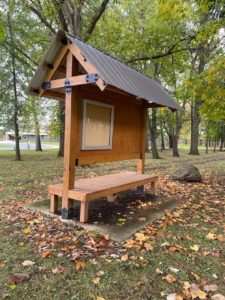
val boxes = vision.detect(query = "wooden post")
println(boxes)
[80,202,89,223]
[50,194,59,213]
[61,51,78,219]
[150,181,156,195]
[137,103,148,174]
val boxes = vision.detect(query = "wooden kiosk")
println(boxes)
[27,31,180,223]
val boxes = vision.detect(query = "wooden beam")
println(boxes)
[68,44,106,91]
[61,51,78,218]
[43,90,65,100]
[39,45,69,97]
[42,73,99,90]
[137,103,148,174]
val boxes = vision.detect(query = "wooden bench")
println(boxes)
[48,171,157,223]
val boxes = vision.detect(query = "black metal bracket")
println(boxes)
[42,81,51,90]
[61,207,74,219]
[64,79,72,95]
[85,73,99,83]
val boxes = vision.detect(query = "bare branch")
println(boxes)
[29,4,56,35]
[126,47,203,64]
[83,0,110,41]
[4,41,38,66]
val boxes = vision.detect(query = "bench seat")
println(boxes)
[48,171,157,222]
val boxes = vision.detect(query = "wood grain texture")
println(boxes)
[62,51,78,209]
[49,171,158,202]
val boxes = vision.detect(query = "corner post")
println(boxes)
[62,51,78,218]
[137,102,148,174]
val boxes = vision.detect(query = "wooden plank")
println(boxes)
[137,103,148,174]
[69,44,106,91]
[77,153,140,165]
[42,74,98,90]
[61,51,78,212]
[40,45,69,97]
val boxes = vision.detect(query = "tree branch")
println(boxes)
[5,41,38,67]
[29,4,56,35]
[126,47,203,64]
[83,0,110,41]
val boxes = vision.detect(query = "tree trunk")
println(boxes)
[219,138,224,152]
[189,50,206,156]
[33,110,42,151]
[168,134,173,148]
[172,134,180,157]
[8,13,21,161]
[189,101,201,155]
[149,109,160,159]
[58,101,65,157]
[160,122,165,151]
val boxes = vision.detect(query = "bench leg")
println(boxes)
[80,202,89,223]
[150,181,156,195]
[136,185,144,192]
[50,194,59,213]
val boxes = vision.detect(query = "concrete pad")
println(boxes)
[26,191,178,243]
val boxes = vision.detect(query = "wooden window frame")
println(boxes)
[81,99,114,150]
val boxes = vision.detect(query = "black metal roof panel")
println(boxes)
[67,34,181,111]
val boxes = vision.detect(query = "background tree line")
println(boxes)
[0,0,224,161]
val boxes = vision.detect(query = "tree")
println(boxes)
[7,11,21,160]
[21,0,111,157]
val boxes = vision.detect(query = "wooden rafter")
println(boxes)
[39,45,69,97]
[68,44,106,91]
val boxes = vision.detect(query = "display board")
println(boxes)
[82,99,114,150]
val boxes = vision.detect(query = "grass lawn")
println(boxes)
[0,149,224,300]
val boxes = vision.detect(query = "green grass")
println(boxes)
[0,149,225,299]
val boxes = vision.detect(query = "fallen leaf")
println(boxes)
[203,284,218,292]
[211,294,225,300]
[138,217,146,222]
[190,245,199,252]
[163,274,176,283]
[217,235,225,242]
[135,232,149,242]
[206,233,217,240]
[97,297,105,300]
[92,277,100,284]
[169,267,180,273]
[75,260,85,271]
[167,293,183,300]
[23,228,31,234]
[183,281,191,290]
[117,218,126,223]
[42,251,52,258]
[121,254,128,261]
[8,273,30,285]
[155,268,163,274]
[52,266,64,274]
[144,242,154,251]
[22,260,35,267]
[0,260,6,268]
[191,272,201,281]
[190,284,207,299]
[96,270,104,276]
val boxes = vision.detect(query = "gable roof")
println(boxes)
[27,30,181,111]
